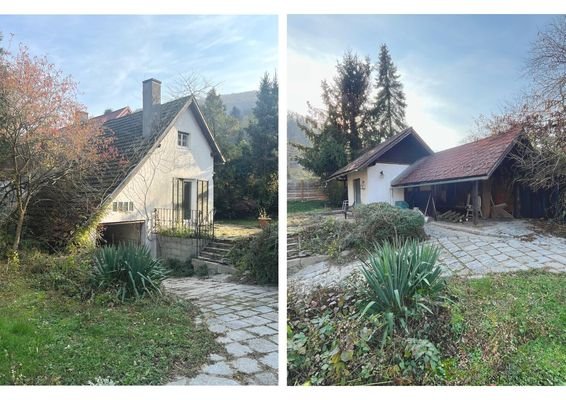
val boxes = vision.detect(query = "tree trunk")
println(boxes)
[12,207,25,251]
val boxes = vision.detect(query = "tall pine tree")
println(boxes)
[294,50,374,180]
[373,44,407,140]
[247,73,278,214]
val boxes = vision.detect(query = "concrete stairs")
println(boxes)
[287,234,300,260]
[193,238,237,274]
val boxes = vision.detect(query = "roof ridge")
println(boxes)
[102,95,192,125]
[432,125,522,155]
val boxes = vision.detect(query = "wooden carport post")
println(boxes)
[472,180,479,225]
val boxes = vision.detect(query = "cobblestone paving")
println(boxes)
[163,276,278,385]
[289,220,566,291]
[426,221,566,277]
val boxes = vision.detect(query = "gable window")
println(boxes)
[112,201,134,213]
[177,131,189,148]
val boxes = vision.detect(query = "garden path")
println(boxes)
[288,220,566,292]
[164,276,278,385]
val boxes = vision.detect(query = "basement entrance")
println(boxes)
[100,221,144,246]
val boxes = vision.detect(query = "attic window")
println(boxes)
[112,201,134,212]
[177,131,189,148]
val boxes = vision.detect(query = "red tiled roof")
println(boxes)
[391,125,523,187]
[90,107,131,124]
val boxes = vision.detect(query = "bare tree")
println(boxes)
[473,16,566,219]
[167,71,219,100]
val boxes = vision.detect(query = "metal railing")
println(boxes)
[152,208,215,255]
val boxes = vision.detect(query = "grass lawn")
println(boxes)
[288,200,329,214]
[215,218,264,239]
[288,271,566,385]
[0,269,220,385]
[445,271,566,385]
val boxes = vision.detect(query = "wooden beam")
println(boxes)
[472,180,479,225]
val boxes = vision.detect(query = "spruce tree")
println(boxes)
[373,44,407,140]
[294,50,374,180]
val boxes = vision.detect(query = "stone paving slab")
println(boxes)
[164,276,278,386]
[289,220,566,292]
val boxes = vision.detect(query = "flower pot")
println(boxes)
[258,217,272,229]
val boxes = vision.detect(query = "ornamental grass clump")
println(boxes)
[360,239,445,341]
[93,244,168,301]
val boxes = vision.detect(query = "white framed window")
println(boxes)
[112,201,134,213]
[177,131,189,148]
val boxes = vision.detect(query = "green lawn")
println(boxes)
[0,269,220,385]
[288,200,329,214]
[216,217,259,227]
[288,271,566,385]
[445,271,566,385]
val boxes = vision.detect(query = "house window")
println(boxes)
[177,131,189,148]
[112,201,134,212]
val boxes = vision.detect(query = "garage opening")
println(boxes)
[100,221,144,246]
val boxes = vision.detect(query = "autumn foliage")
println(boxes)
[0,45,116,251]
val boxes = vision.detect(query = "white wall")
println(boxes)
[347,163,409,206]
[99,105,215,254]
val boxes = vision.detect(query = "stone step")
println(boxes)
[208,241,234,249]
[192,258,236,275]
[212,238,236,245]
[204,248,232,256]
[197,255,229,265]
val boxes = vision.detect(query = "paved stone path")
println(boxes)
[164,276,278,385]
[426,221,566,277]
[289,220,566,291]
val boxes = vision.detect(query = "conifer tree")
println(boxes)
[373,44,407,140]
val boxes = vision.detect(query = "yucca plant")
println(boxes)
[93,244,168,301]
[359,239,445,342]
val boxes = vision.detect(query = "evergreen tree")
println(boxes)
[373,44,407,140]
[294,50,374,180]
[247,73,278,213]
[230,105,242,120]
[201,88,241,157]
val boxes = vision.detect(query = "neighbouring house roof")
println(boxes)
[391,125,524,188]
[94,96,224,202]
[327,127,434,181]
[90,106,131,124]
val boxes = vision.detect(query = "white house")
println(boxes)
[327,127,433,207]
[93,78,224,255]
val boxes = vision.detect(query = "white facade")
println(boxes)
[346,163,409,206]
[99,106,215,255]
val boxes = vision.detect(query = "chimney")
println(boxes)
[142,78,161,137]
[76,111,88,122]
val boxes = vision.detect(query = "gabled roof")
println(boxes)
[327,127,434,180]
[90,106,131,125]
[94,96,224,202]
[391,125,523,188]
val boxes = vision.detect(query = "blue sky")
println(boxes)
[288,14,557,151]
[0,15,278,115]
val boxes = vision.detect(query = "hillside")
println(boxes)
[220,90,257,118]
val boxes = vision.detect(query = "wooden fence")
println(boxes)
[287,180,327,201]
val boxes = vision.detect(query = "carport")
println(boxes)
[392,126,552,225]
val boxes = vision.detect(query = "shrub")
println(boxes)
[164,258,194,277]
[93,244,168,301]
[299,202,425,259]
[229,223,278,284]
[22,251,95,299]
[324,180,346,208]
[360,239,445,341]
[349,203,425,249]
